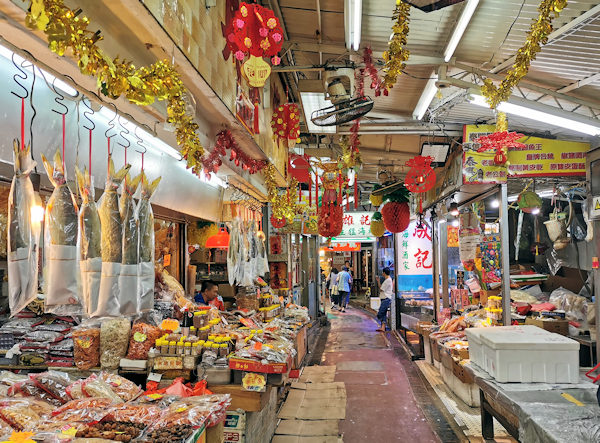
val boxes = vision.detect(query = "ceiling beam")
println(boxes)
[558,73,600,93]
[490,4,600,74]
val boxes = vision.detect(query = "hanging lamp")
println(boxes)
[205,227,230,249]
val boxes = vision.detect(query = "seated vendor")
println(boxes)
[195,280,224,311]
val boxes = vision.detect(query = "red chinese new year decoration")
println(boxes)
[475,131,525,166]
[381,201,410,233]
[288,154,310,183]
[363,47,388,97]
[202,130,267,178]
[404,155,436,193]
[318,203,343,238]
[271,103,300,148]
[270,215,286,228]
[225,2,284,87]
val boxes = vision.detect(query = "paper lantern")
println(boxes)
[370,212,385,237]
[318,203,343,238]
[381,201,410,233]
[272,103,300,148]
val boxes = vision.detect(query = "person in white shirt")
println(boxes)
[327,268,339,309]
[377,268,394,332]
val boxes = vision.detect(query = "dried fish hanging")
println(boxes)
[227,218,241,286]
[8,140,41,316]
[119,172,142,315]
[137,171,161,312]
[96,158,131,317]
[41,150,80,314]
[76,166,102,316]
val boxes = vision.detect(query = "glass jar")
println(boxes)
[185,342,192,355]
[168,341,177,354]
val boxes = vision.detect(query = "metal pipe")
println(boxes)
[439,220,449,309]
[431,216,440,322]
[500,184,512,326]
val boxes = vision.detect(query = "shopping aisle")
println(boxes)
[310,305,457,443]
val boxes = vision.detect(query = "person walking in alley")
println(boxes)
[337,266,352,313]
[376,268,393,331]
[328,268,340,309]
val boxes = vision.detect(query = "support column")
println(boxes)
[439,220,449,309]
[431,216,440,322]
[500,183,512,326]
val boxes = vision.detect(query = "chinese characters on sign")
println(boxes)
[396,221,434,291]
[334,212,374,238]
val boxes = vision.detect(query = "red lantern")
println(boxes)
[494,148,508,165]
[404,156,436,193]
[318,203,343,238]
[381,201,410,233]
[271,103,300,148]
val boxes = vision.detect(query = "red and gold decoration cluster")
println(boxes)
[318,203,343,238]
[382,0,411,89]
[404,156,436,193]
[264,164,299,224]
[201,130,268,178]
[475,113,525,166]
[480,0,568,109]
[225,2,284,87]
[26,0,205,174]
[271,103,300,148]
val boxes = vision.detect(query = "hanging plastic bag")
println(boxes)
[119,172,142,315]
[137,172,161,312]
[41,150,80,315]
[96,158,130,317]
[75,166,102,316]
[8,140,41,316]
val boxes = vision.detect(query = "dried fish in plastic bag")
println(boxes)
[137,172,161,312]
[41,150,80,315]
[227,218,240,286]
[8,140,41,316]
[76,166,102,316]
[96,158,130,317]
[119,172,141,315]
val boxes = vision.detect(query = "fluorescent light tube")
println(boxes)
[413,72,438,120]
[300,92,336,134]
[469,93,600,136]
[344,0,362,51]
[444,0,479,62]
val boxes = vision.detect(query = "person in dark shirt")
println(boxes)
[195,281,224,310]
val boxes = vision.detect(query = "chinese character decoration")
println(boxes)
[382,0,411,89]
[414,248,432,269]
[315,162,345,238]
[225,2,284,88]
[475,115,525,166]
[271,103,300,149]
[370,212,385,237]
[381,184,411,233]
[318,161,344,207]
[404,155,436,213]
[201,130,267,179]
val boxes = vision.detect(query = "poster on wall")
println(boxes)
[269,262,288,289]
[396,220,433,291]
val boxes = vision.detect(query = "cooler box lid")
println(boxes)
[479,326,579,350]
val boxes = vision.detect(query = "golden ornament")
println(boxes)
[242,55,271,88]
[370,219,385,237]
[382,0,411,89]
[370,194,383,207]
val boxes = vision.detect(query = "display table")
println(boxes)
[467,363,600,442]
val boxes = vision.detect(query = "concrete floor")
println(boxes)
[315,305,451,443]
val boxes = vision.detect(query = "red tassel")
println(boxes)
[354,172,358,209]
[253,103,260,134]
[316,172,319,207]
[298,183,302,202]
[346,185,349,211]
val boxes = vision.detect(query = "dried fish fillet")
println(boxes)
[99,159,130,263]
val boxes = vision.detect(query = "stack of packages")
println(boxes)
[0,369,230,442]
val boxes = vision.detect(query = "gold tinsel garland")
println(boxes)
[26,0,205,173]
[264,164,299,222]
[382,0,411,89]
[338,136,362,170]
[481,0,567,109]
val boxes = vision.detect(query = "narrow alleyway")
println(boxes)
[309,305,460,443]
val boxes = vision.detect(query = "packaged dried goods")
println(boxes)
[140,424,195,443]
[137,173,161,312]
[75,420,146,442]
[8,140,41,316]
[81,374,123,403]
[100,317,131,369]
[96,158,131,317]
[23,330,64,343]
[106,403,162,424]
[76,166,102,316]
[126,321,162,360]
[72,326,101,370]
[119,173,142,315]
[41,150,80,315]
[0,398,54,430]
[52,397,112,423]
[66,379,85,399]
[8,379,64,406]
[30,371,72,404]
[99,372,142,402]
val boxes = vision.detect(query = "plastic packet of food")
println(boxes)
[126,315,162,360]
[106,403,162,424]
[41,150,81,315]
[8,379,64,407]
[72,322,101,370]
[98,371,142,402]
[81,374,123,403]
[7,140,41,317]
[23,330,65,343]
[119,173,142,316]
[30,371,72,404]
[51,397,113,423]
[100,317,131,369]
[0,397,54,430]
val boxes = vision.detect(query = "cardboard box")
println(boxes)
[209,385,273,412]
[206,422,224,443]
[525,317,569,336]
[225,410,246,430]
[441,348,454,370]
[219,284,236,299]
[229,357,290,374]
[223,429,245,443]
[191,248,210,264]
[293,326,307,369]
[430,336,441,362]
[452,360,474,384]
[214,249,227,264]
[278,384,346,420]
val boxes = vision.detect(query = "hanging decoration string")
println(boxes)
[480,0,568,110]
[363,47,387,97]
[382,0,411,89]
[20,98,25,150]
[88,129,92,180]
[61,113,65,171]
[26,0,205,174]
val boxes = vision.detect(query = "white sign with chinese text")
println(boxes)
[332,211,375,239]
[396,220,433,291]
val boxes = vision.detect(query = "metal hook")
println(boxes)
[133,126,147,155]
[50,77,69,116]
[117,115,131,150]
[104,102,118,140]
[82,97,95,131]
[10,52,29,100]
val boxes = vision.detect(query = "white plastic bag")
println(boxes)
[119,173,141,315]
[8,140,41,316]
[96,262,121,317]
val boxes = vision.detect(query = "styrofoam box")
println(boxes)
[479,326,579,383]
[466,325,551,370]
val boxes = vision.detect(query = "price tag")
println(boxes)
[163,254,171,267]
[148,372,162,383]
[242,372,266,392]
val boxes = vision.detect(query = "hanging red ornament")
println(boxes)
[225,2,284,88]
[381,201,410,233]
[201,130,267,177]
[404,155,436,193]
[270,215,286,228]
[271,103,301,148]
[362,47,388,97]
[475,131,525,166]
[318,202,343,238]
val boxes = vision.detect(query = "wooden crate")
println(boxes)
[293,326,308,369]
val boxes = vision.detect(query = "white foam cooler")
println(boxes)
[466,325,551,373]
[475,325,579,383]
